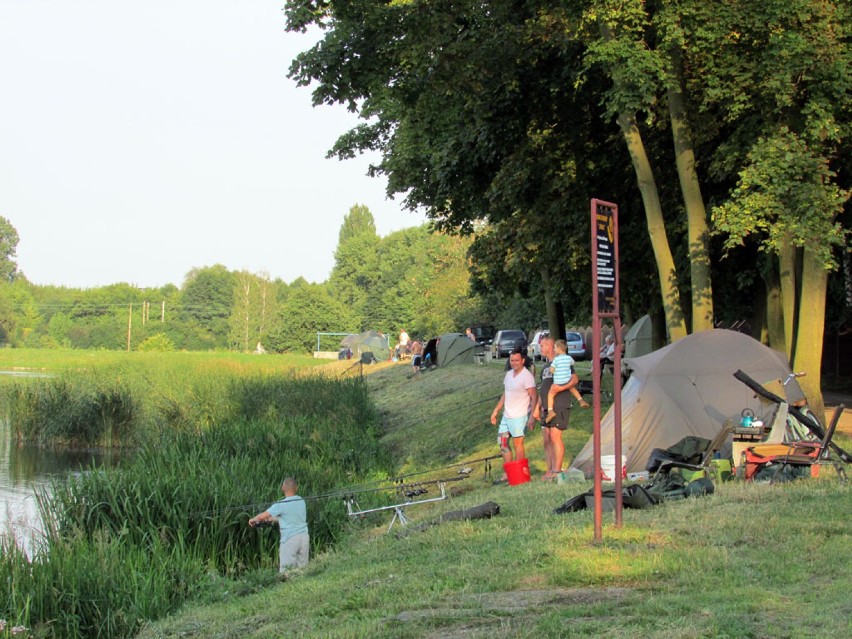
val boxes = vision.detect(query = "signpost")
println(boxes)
[590,199,623,541]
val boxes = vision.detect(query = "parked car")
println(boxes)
[468,324,495,346]
[527,329,587,360]
[565,330,587,360]
[491,329,528,358]
[527,330,549,360]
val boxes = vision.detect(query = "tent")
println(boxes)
[340,330,390,362]
[436,332,476,367]
[624,314,654,359]
[571,329,805,475]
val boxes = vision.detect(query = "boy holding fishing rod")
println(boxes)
[249,477,309,574]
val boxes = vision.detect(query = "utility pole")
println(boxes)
[127,303,133,352]
[161,300,165,323]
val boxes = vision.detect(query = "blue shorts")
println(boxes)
[498,414,528,438]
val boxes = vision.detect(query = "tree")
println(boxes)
[179,265,235,349]
[327,205,380,319]
[0,216,19,282]
[228,270,276,351]
[685,0,852,413]
[285,1,690,340]
[267,279,359,353]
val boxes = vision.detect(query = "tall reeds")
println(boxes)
[3,372,140,447]
[1,370,393,638]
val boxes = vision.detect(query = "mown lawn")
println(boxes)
[137,359,852,639]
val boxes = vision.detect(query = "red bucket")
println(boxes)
[504,458,531,486]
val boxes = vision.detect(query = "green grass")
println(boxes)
[132,358,852,639]
[0,357,394,638]
[0,349,326,447]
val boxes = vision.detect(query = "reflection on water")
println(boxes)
[0,421,125,553]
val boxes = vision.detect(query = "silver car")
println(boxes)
[527,329,586,360]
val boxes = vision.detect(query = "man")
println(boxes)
[503,350,536,376]
[398,329,411,359]
[534,335,579,480]
[249,477,309,574]
[490,349,537,477]
[599,334,616,381]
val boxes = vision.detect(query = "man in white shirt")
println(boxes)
[490,349,537,474]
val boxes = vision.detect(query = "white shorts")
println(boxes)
[279,532,309,573]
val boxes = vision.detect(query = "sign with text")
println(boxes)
[590,198,621,542]
[593,201,616,314]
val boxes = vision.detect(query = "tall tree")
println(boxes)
[180,265,236,349]
[328,205,380,319]
[229,270,276,352]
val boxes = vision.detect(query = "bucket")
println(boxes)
[504,458,531,486]
[600,455,627,482]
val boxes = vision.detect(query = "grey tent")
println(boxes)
[623,314,654,359]
[570,329,805,475]
[340,330,390,362]
[436,332,476,367]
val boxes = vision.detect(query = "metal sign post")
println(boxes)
[590,199,623,541]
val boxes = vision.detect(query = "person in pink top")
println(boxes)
[490,348,537,479]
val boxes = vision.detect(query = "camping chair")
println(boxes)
[741,404,846,483]
[647,424,733,483]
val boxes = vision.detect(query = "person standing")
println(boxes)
[398,329,411,359]
[249,477,309,574]
[534,335,579,479]
[490,349,537,477]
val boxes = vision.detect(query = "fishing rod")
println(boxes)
[188,455,500,518]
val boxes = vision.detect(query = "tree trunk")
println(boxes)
[667,49,713,333]
[763,264,785,351]
[778,239,798,361]
[541,267,566,340]
[616,111,688,342]
[791,248,827,419]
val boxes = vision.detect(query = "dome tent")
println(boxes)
[570,330,805,475]
[436,332,476,367]
[340,330,390,363]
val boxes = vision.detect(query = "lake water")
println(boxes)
[0,423,122,554]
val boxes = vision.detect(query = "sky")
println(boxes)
[0,1,424,290]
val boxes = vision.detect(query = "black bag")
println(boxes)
[554,483,660,515]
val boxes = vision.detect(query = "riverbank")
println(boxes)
[0,354,393,638]
[137,360,852,639]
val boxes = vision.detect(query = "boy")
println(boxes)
[545,339,588,424]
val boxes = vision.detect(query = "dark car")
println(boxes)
[491,329,528,358]
[469,324,495,346]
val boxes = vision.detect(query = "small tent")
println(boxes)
[623,314,654,359]
[570,330,805,475]
[436,333,476,367]
[340,330,390,362]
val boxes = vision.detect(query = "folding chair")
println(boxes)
[742,404,846,483]
[648,424,733,483]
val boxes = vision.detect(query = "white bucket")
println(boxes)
[600,455,627,482]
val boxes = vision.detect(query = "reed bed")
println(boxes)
[0,371,394,638]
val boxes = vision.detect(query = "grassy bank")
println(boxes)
[0,357,393,638]
[136,359,852,638]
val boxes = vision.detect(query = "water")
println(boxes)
[0,422,122,554]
